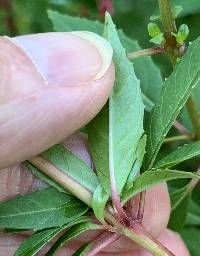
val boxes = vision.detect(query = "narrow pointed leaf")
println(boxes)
[124,135,147,190]
[72,243,92,256]
[25,162,67,193]
[104,12,144,194]
[92,185,109,222]
[41,144,99,194]
[48,10,163,111]
[87,104,109,193]
[0,188,88,230]
[145,36,200,170]
[154,140,200,169]
[168,186,190,231]
[14,217,90,256]
[122,170,200,204]
[45,222,99,256]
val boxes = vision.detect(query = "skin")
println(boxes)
[0,32,190,255]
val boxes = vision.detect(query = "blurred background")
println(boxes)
[0,0,200,46]
[1,0,200,77]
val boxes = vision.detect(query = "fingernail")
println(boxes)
[12,32,112,86]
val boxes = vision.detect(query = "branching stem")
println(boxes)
[173,120,190,135]
[158,0,177,66]
[29,156,174,256]
[158,0,200,140]
[87,232,120,256]
[123,223,175,256]
[164,134,193,143]
[128,47,165,60]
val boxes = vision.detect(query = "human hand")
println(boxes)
[0,32,189,255]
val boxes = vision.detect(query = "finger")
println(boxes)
[0,132,91,201]
[0,32,115,169]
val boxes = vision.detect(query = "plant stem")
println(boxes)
[163,134,193,143]
[28,156,93,207]
[29,156,174,256]
[158,0,177,66]
[123,223,175,256]
[158,0,200,140]
[188,166,200,191]
[137,191,146,221]
[128,47,165,60]
[173,120,190,135]
[87,232,120,256]
[186,96,200,140]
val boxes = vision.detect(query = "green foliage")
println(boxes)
[45,222,99,255]
[154,140,200,169]
[41,144,99,193]
[72,243,92,256]
[181,227,200,256]
[148,22,164,45]
[124,135,147,190]
[1,1,200,255]
[14,217,90,256]
[172,24,189,44]
[103,12,144,193]
[122,170,200,204]
[186,199,200,226]
[145,36,200,170]
[0,188,88,230]
[25,162,67,193]
[168,186,190,231]
[92,185,109,222]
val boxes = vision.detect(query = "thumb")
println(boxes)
[0,32,114,169]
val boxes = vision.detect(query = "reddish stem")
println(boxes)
[137,191,146,221]
[110,165,130,225]
[188,166,200,190]
[87,231,120,256]
[126,222,175,256]
[173,120,190,135]
[0,0,17,35]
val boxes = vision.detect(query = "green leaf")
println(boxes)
[48,10,163,111]
[145,36,200,170]
[14,217,90,256]
[41,144,99,194]
[124,135,147,190]
[172,24,189,44]
[154,140,200,169]
[87,104,109,194]
[72,243,92,256]
[122,170,200,204]
[0,188,88,230]
[92,185,109,222]
[168,186,190,231]
[148,22,162,38]
[97,12,144,194]
[25,162,67,193]
[172,5,183,18]
[181,227,200,256]
[150,14,161,21]
[186,199,200,226]
[45,222,99,256]
[149,33,164,45]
